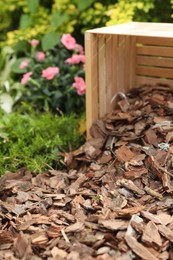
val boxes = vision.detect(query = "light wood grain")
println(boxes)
[137,56,173,68]
[85,32,98,138]
[105,35,113,113]
[125,36,136,92]
[117,35,126,93]
[136,76,173,87]
[136,66,173,79]
[111,35,118,110]
[137,45,173,57]
[136,36,173,46]
[98,35,106,118]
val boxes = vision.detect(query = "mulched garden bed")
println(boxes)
[0,84,173,260]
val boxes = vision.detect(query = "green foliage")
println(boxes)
[0,109,84,174]
[106,0,173,26]
[1,0,173,48]
[0,1,117,47]
[0,0,50,47]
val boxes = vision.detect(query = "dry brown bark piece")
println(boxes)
[65,222,84,233]
[47,224,62,238]
[124,167,148,180]
[125,235,158,260]
[31,231,48,245]
[113,206,145,218]
[67,174,88,195]
[51,246,68,258]
[134,120,146,135]
[166,132,173,143]
[117,178,145,196]
[116,146,135,162]
[145,128,158,146]
[130,220,144,234]
[14,232,33,259]
[144,186,163,200]
[0,230,14,244]
[18,219,36,231]
[98,219,128,231]
[156,213,173,225]
[158,224,173,242]
[141,211,163,224]
[142,221,162,249]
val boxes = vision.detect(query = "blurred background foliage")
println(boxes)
[0,0,172,49]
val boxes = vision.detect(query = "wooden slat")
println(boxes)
[111,35,118,110]
[136,76,173,87]
[85,32,98,138]
[136,56,173,68]
[136,36,173,46]
[124,35,131,93]
[136,66,173,79]
[137,46,173,57]
[117,35,126,92]
[125,36,136,92]
[105,35,113,113]
[98,35,106,118]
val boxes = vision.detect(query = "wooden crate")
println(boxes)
[85,22,173,137]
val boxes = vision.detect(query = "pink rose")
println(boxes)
[73,76,86,95]
[19,60,30,69]
[42,67,60,80]
[28,39,39,47]
[65,54,85,65]
[75,44,84,54]
[61,34,76,50]
[36,51,45,61]
[21,72,33,85]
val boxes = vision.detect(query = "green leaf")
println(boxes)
[74,0,94,11]
[14,41,28,53]
[41,32,60,51]
[51,11,69,27]
[11,58,29,74]
[20,14,33,29]
[27,0,40,13]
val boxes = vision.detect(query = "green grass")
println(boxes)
[0,110,84,174]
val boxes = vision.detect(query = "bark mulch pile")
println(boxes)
[0,84,173,260]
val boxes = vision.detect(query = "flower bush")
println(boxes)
[11,34,86,114]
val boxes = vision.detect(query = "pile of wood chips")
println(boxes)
[0,84,173,260]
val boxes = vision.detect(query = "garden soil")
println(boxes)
[0,84,173,259]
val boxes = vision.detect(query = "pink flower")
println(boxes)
[28,39,39,47]
[61,34,76,50]
[73,76,86,95]
[65,54,85,64]
[42,67,60,80]
[36,51,45,61]
[21,72,33,85]
[19,60,30,69]
[75,44,84,54]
